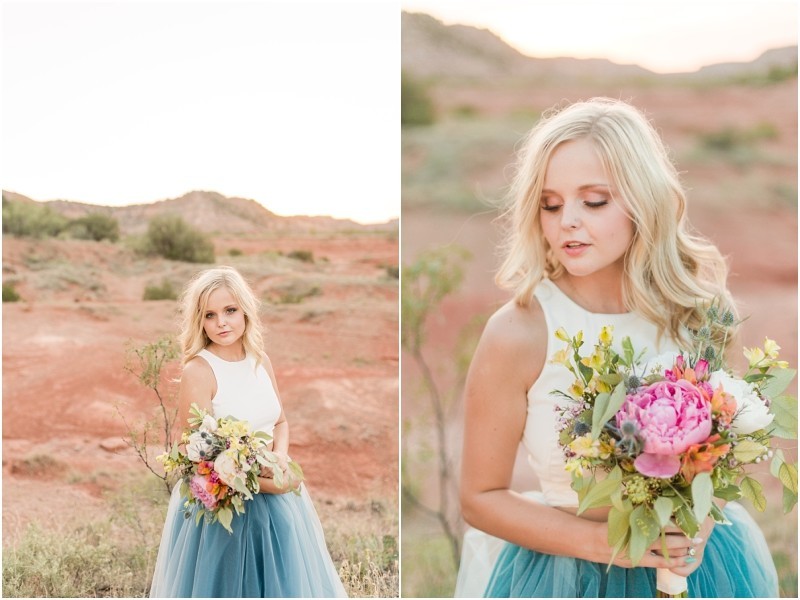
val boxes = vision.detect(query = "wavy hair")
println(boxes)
[178,266,267,367]
[496,97,735,347]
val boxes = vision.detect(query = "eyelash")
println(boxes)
[205,308,237,319]
[541,199,609,212]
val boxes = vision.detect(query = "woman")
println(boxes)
[456,98,779,597]
[150,266,346,597]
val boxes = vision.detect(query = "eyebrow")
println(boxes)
[205,304,238,313]
[541,183,612,194]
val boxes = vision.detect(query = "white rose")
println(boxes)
[200,414,218,433]
[645,351,680,375]
[708,370,774,435]
[214,451,243,487]
[186,431,215,462]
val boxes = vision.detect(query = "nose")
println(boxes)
[560,200,581,230]
[217,314,227,328]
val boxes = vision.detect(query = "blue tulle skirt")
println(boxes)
[459,502,778,598]
[149,484,346,598]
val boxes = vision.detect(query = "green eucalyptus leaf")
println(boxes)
[760,368,797,399]
[195,508,205,526]
[653,497,674,527]
[628,505,660,566]
[778,462,798,494]
[732,439,767,463]
[770,449,786,478]
[674,505,700,538]
[782,486,798,514]
[577,476,619,514]
[607,505,632,548]
[592,383,627,440]
[713,485,743,501]
[217,506,234,534]
[740,476,767,511]
[691,472,714,523]
[770,396,798,439]
[622,337,634,366]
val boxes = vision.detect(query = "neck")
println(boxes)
[556,269,627,314]
[207,342,246,362]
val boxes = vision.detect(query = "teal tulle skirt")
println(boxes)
[459,502,778,598]
[149,484,346,598]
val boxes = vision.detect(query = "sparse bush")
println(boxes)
[143,279,178,301]
[144,214,215,263]
[287,249,314,263]
[2,199,68,238]
[402,70,435,127]
[66,212,120,242]
[228,248,243,257]
[2,282,20,302]
[268,280,322,304]
[385,265,399,279]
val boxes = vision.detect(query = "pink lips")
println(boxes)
[562,241,590,257]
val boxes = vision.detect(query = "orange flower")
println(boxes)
[710,385,737,425]
[680,434,730,483]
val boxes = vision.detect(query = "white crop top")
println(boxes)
[522,279,678,507]
[198,349,282,438]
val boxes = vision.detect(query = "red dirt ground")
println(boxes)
[2,233,398,542]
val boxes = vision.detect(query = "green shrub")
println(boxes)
[66,212,120,242]
[287,249,314,263]
[228,248,243,257]
[385,265,399,279]
[2,282,20,302]
[144,214,215,263]
[2,200,68,238]
[143,279,178,301]
[401,70,435,127]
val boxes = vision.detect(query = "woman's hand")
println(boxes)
[601,517,713,572]
[257,474,292,495]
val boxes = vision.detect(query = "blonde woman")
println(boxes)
[456,98,778,597]
[150,267,346,598]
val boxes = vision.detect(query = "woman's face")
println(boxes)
[202,286,246,348]
[539,138,634,280]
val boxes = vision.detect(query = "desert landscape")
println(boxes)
[401,11,797,598]
[2,191,399,596]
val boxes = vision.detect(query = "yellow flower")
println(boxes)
[555,327,570,342]
[743,346,766,368]
[565,459,584,476]
[575,330,584,345]
[569,434,600,458]
[599,325,614,346]
[581,350,605,371]
[569,380,585,397]
[550,348,569,365]
[596,379,611,394]
[599,438,616,460]
[775,360,789,369]
[763,338,781,359]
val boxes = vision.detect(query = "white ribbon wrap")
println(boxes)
[657,568,688,595]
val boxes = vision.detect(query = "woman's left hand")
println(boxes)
[665,516,716,577]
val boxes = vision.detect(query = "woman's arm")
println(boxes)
[174,357,216,434]
[460,302,694,569]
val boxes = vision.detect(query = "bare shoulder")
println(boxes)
[180,356,216,398]
[473,299,549,389]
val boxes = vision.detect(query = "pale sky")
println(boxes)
[2,0,399,224]
[401,0,798,74]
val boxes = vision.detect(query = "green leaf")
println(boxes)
[599,373,623,387]
[782,486,798,513]
[610,487,625,513]
[653,497,674,527]
[713,485,743,501]
[217,506,234,534]
[732,439,767,463]
[770,449,786,478]
[760,368,797,399]
[740,476,767,511]
[608,529,631,570]
[592,383,627,440]
[778,462,798,494]
[288,460,305,480]
[622,337,634,367]
[710,503,730,525]
[578,361,594,384]
[691,472,714,523]
[674,505,699,538]
[607,505,632,548]
[578,473,620,514]
[770,396,798,439]
[253,430,273,442]
[195,508,205,526]
[628,505,661,566]
[231,495,245,515]
[169,441,180,461]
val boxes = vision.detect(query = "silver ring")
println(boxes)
[688,547,696,557]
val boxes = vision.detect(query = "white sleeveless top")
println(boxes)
[198,348,282,438]
[522,279,679,507]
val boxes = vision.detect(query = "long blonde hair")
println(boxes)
[496,97,735,346]
[178,266,267,366]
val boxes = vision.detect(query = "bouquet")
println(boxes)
[552,305,797,597]
[158,403,304,533]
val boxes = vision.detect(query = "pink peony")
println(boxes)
[616,380,712,478]
[189,474,218,510]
